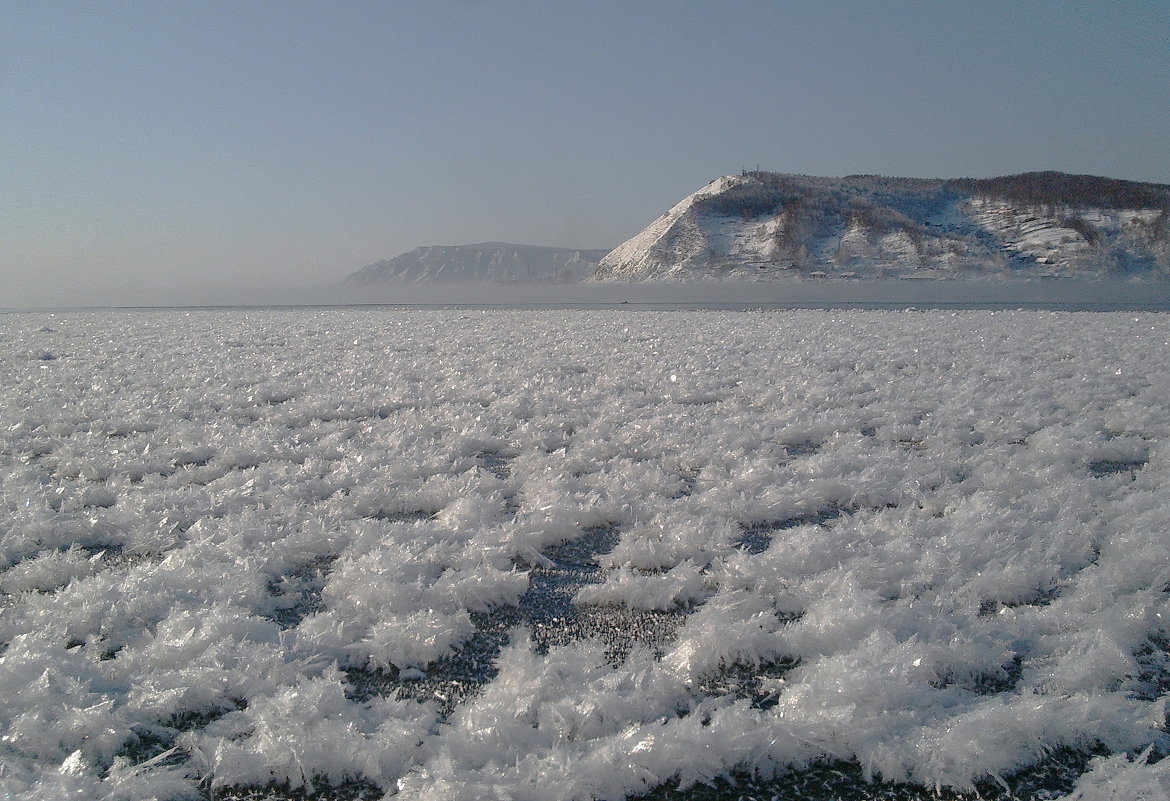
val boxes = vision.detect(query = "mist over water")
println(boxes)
[321,279,1170,311]
[10,279,1169,312]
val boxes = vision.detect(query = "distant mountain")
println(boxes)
[594,171,1170,281]
[344,243,611,285]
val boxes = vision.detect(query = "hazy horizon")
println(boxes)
[7,277,1170,314]
[3,1,1168,308]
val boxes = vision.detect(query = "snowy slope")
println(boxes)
[597,175,745,280]
[595,172,1170,281]
[345,243,611,285]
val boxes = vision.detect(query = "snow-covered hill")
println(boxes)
[345,243,611,285]
[595,172,1170,281]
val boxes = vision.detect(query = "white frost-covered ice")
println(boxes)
[1,308,1168,800]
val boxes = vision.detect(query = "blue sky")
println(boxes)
[3,1,1168,306]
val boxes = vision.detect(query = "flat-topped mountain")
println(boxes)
[344,242,611,285]
[594,171,1170,281]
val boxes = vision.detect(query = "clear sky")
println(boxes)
[3,0,1168,307]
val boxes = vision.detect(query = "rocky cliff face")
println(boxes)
[594,172,1170,281]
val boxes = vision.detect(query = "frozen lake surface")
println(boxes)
[1,308,1168,800]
